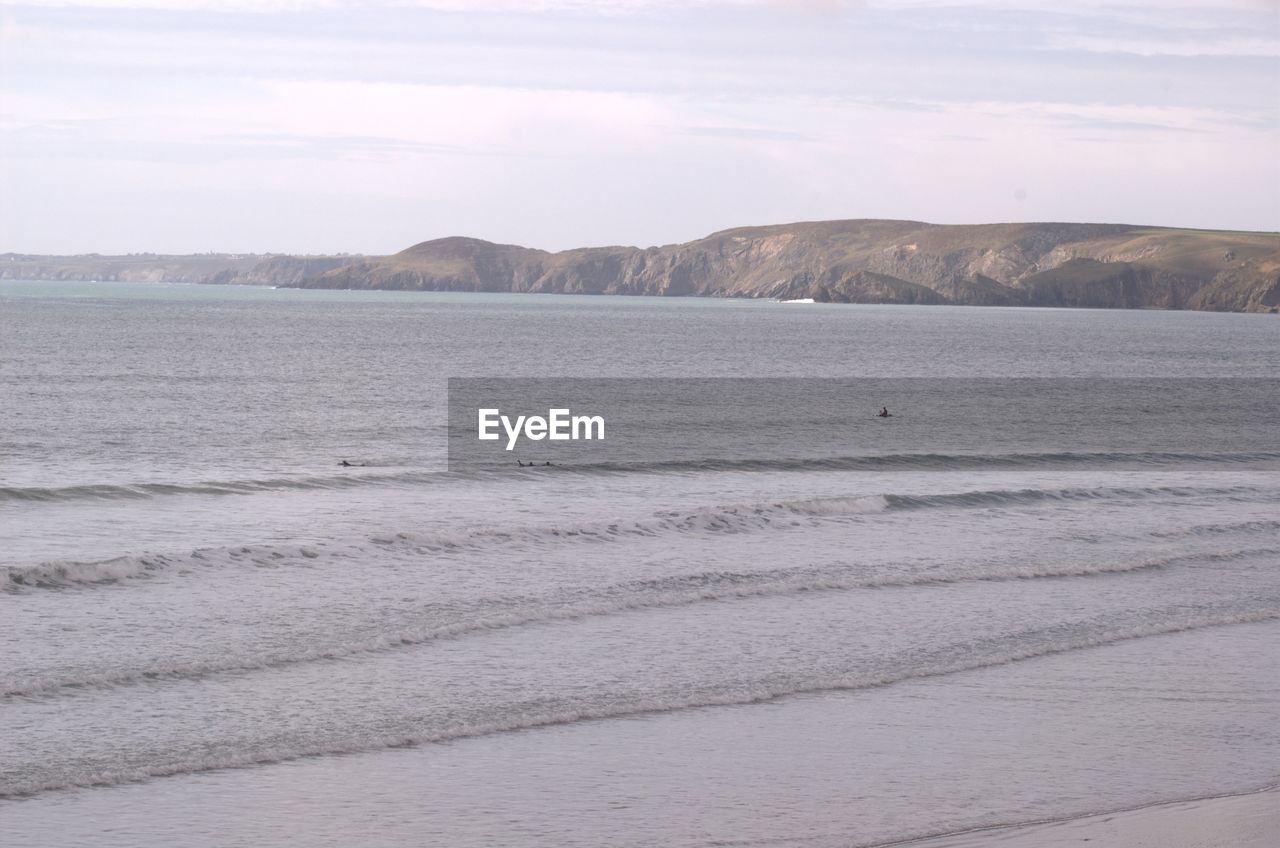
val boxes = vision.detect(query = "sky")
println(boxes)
[1,0,1277,255]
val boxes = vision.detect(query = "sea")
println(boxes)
[2,280,1278,848]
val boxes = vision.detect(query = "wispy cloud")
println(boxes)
[667,125,815,141]
[2,0,1276,252]
[1045,33,1279,58]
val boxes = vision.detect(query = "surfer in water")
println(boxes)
[339,460,354,467]
[878,407,891,418]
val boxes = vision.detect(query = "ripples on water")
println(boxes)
[1,282,1278,847]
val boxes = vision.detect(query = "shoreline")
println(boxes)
[884,784,1280,848]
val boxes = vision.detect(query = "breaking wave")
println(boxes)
[0,471,445,503]
[6,483,1273,592]
[5,450,1278,503]
[7,546,1276,699]
[4,600,1276,799]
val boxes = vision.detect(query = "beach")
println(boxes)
[903,787,1280,848]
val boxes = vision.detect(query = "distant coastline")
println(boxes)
[5,218,1278,312]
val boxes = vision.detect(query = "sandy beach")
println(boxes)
[901,787,1280,848]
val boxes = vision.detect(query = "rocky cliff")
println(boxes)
[293,221,1280,313]
[6,220,1277,312]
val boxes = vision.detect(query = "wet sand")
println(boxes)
[900,786,1280,848]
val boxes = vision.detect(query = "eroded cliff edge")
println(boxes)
[296,220,1280,312]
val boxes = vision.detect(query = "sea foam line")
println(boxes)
[4,601,1276,799]
[7,547,1276,699]
[5,450,1277,503]
[7,483,1273,592]
[0,471,443,503]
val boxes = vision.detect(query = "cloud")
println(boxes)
[3,0,1276,252]
[5,0,837,11]
[668,125,814,142]
[1045,33,1280,57]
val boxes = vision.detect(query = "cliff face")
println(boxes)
[208,255,360,286]
[6,220,1277,311]
[292,221,1280,313]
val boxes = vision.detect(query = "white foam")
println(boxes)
[5,600,1276,799]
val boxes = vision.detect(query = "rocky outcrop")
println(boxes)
[290,220,1280,313]
[214,255,360,286]
[809,270,947,305]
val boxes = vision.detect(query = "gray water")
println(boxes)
[2,280,1278,847]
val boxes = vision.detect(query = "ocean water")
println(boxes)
[2,280,1278,847]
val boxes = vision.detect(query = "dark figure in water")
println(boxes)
[544,461,553,466]
[517,460,526,467]
[339,460,354,467]
[878,407,891,418]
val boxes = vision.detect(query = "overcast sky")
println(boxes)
[1,0,1277,254]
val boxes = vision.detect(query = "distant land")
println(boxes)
[5,220,1278,312]
[0,253,357,287]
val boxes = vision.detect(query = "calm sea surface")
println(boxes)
[2,281,1278,847]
